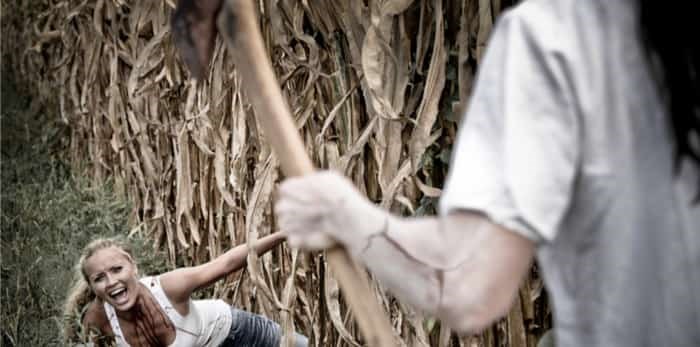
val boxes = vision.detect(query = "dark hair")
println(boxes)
[639,0,700,200]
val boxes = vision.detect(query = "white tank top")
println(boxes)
[103,276,232,347]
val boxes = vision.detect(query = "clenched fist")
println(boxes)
[274,171,388,256]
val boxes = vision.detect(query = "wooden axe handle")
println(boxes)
[216,0,396,346]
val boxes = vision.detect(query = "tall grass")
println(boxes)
[0,73,170,346]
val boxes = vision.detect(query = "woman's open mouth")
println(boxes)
[109,287,129,305]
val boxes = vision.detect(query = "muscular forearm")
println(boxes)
[348,212,534,333]
[275,172,535,333]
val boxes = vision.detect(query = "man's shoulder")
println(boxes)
[506,0,629,31]
[492,0,575,51]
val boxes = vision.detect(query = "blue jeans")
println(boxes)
[219,308,308,347]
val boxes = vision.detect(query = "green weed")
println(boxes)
[1,73,169,346]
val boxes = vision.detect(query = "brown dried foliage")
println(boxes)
[8,0,550,345]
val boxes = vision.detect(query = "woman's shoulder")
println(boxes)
[82,300,113,336]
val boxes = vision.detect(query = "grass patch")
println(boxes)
[1,73,169,346]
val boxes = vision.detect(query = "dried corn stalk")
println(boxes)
[7,0,550,345]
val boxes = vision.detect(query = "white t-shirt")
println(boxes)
[440,0,700,345]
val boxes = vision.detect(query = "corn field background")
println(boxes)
[3,0,551,346]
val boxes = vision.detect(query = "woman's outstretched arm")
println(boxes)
[160,232,286,307]
[275,171,535,334]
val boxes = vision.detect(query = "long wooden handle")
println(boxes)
[216,0,396,346]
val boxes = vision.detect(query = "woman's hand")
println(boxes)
[275,171,389,256]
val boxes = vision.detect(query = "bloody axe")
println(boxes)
[171,0,396,345]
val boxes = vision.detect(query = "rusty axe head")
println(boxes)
[171,0,222,80]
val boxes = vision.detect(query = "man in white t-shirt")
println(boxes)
[275,0,700,346]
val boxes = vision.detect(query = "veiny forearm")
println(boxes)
[275,171,535,332]
[352,212,534,334]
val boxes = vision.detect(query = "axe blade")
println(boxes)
[171,0,222,80]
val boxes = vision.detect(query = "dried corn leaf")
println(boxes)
[9,0,550,345]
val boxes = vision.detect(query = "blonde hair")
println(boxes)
[62,238,135,341]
